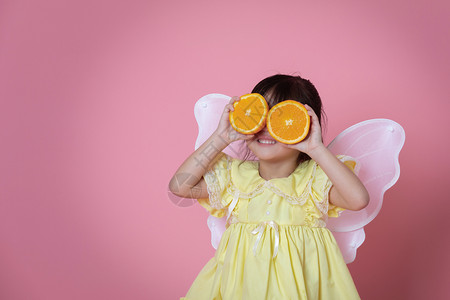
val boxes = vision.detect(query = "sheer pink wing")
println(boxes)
[331,229,366,264]
[326,119,405,263]
[194,94,249,249]
[194,93,254,160]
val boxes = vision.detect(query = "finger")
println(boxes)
[303,104,319,123]
[303,104,315,116]
[224,103,234,112]
[310,110,320,125]
[229,96,240,104]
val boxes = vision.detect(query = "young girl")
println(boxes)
[170,74,369,300]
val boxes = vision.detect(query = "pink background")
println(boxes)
[1,0,449,299]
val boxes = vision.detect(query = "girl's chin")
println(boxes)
[247,141,299,160]
[247,145,279,156]
[248,146,284,159]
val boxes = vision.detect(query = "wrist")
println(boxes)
[307,144,328,160]
[212,130,231,149]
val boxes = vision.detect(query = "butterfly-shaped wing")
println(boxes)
[326,119,405,263]
[194,94,248,249]
[194,93,252,160]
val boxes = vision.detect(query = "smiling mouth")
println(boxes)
[257,138,276,145]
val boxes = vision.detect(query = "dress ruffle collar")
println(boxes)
[229,158,317,198]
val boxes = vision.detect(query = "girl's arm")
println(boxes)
[168,96,255,200]
[309,145,369,210]
[283,104,369,211]
[168,132,229,199]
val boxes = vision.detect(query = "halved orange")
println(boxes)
[267,100,310,144]
[229,93,269,134]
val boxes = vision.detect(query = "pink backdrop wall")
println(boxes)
[1,0,449,299]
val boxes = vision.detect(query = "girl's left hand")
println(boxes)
[281,104,324,155]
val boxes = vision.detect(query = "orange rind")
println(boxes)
[266,100,310,144]
[229,93,269,134]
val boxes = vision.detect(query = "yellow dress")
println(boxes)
[181,152,361,300]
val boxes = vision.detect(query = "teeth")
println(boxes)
[258,139,276,144]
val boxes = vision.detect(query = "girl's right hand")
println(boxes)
[214,96,255,144]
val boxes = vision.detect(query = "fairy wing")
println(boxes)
[326,119,406,263]
[194,94,249,249]
[194,93,253,160]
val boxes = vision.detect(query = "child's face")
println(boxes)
[245,127,300,163]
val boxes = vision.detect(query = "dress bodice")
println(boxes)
[197,152,357,228]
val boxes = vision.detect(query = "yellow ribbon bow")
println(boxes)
[251,220,280,259]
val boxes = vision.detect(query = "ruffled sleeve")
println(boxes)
[310,155,360,218]
[197,152,233,218]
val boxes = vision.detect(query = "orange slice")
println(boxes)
[267,100,310,144]
[229,93,269,134]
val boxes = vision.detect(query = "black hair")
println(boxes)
[240,73,327,165]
